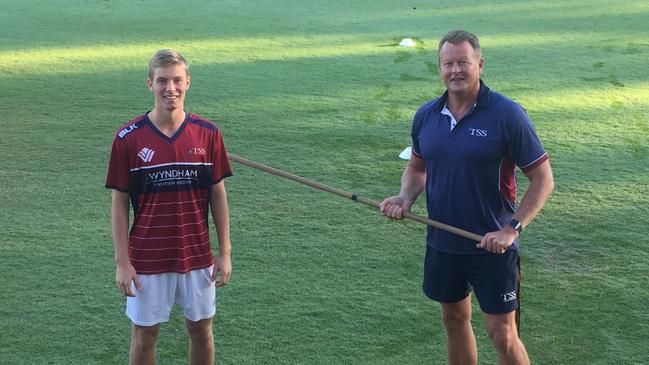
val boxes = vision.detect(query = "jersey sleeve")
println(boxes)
[210,129,233,184]
[410,105,427,158]
[105,135,131,192]
[506,104,549,173]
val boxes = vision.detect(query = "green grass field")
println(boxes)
[1,0,648,364]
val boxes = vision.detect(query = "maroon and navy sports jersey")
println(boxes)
[411,81,548,254]
[106,112,232,274]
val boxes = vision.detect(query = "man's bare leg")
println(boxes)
[186,317,215,365]
[440,296,478,365]
[131,324,160,365]
[483,311,529,365]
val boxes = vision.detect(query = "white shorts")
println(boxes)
[126,266,216,326]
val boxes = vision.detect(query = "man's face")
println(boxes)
[147,65,190,112]
[438,41,483,96]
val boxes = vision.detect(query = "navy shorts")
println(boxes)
[422,246,520,314]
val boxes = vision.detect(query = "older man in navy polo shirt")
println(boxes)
[381,30,554,365]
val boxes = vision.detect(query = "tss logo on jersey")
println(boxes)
[189,147,206,155]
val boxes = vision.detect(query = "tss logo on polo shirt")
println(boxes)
[469,128,488,137]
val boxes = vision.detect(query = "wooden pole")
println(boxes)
[228,153,483,242]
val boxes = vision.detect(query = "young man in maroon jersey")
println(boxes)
[106,49,232,364]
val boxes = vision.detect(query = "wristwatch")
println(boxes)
[507,218,523,234]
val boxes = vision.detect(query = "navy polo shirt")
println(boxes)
[411,81,548,254]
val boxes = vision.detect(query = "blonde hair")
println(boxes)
[148,49,189,79]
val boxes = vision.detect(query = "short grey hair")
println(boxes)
[438,30,481,56]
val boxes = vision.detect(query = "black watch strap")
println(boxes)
[508,218,523,233]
